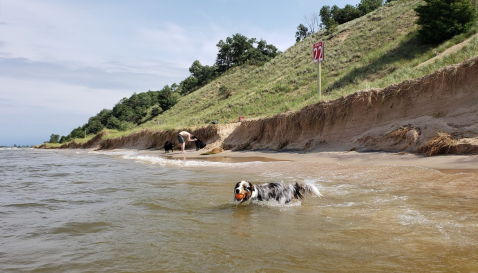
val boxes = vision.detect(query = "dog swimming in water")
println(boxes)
[233,180,322,204]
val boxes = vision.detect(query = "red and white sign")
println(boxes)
[313,41,324,63]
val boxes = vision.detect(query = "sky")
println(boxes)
[0,0,360,146]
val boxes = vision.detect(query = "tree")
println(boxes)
[69,126,85,139]
[151,106,163,117]
[139,94,152,108]
[158,85,179,111]
[59,136,67,143]
[256,39,279,59]
[171,83,179,92]
[49,134,60,143]
[179,76,199,95]
[333,4,361,24]
[304,13,320,33]
[415,0,477,43]
[189,60,218,86]
[331,5,342,21]
[86,119,104,134]
[319,5,333,29]
[106,116,121,130]
[215,33,250,72]
[215,33,280,73]
[325,18,339,35]
[357,0,383,16]
[319,6,339,35]
[179,60,219,95]
[295,24,310,42]
[96,109,113,126]
[320,2,376,29]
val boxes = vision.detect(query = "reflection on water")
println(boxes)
[0,149,477,272]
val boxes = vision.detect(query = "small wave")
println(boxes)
[5,202,48,208]
[328,202,358,208]
[0,147,34,151]
[41,198,68,203]
[90,150,140,157]
[50,221,111,235]
[398,209,430,226]
[48,172,71,177]
[122,154,263,168]
[132,201,178,212]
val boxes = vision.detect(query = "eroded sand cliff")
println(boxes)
[47,56,478,156]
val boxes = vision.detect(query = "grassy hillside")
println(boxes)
[134,0,476,132]
[58,0,477,146]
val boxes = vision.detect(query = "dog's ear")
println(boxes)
[248,183,254,192]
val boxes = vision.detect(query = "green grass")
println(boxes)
[82,0,478,141]
[39,143,63,149]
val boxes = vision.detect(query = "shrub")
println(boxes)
[106,116,121,130]
[295,24,310,42]
[151,106,163,117]
[415,0,478,44]
[87,120,104,134]
[218,86,232,99]
[49,134,60,143]
[357,0,384,16]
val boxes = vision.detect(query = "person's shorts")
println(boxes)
[177,134,185,143]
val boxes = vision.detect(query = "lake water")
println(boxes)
[1,148,477,272]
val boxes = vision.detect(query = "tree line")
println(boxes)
[49,33,280,144]
[296,0,477,44]
[296,0,386,41]
[180,33,280,96]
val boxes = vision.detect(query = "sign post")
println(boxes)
[313,41,324,99]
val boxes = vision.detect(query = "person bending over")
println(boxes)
[177,131,196,153]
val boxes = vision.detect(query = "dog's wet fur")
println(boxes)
[164,141,174,153]
[194,138,206,151]
[234,181,322,204]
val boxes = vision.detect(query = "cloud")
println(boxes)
[0,76,126,115]
[0,57,185,91]
[0,75,130,145]
[0,0,315,146]
[134,21,227,68]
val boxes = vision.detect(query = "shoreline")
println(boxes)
[41,56,478,159]
[42,146,478,173]
[152,148,478,172]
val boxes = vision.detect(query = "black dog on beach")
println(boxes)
[164,141,174,153]
[194,138,207,151]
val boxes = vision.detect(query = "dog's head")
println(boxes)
[234,181,255,203]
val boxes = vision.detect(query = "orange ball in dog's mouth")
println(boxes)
[235,193,244,200]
